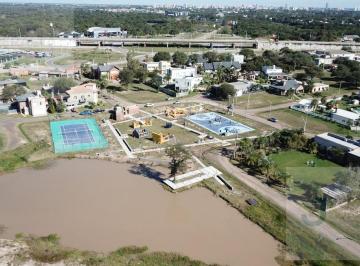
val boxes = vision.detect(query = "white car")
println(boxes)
[144,103,154,107]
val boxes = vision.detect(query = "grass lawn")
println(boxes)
[115,117,199,150]
[0,132,5,151]
[116,83,168,104]
[270,150,343,202]
[235,91,293,109]
[54,49,124,65]
[0,141,50,173]
[326,200,360,244]
[260,108,360,137]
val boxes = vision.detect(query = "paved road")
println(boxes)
[208,151,360,260]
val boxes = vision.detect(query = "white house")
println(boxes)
[229,81,255,97]
[168,67,197,82]
[232,54,245,64]
[315,57,334,66]
[143,61,171,75]
[314,132,360,152]
[174,76,202,93]
[331,109,360,127]
[262,65,283,76]
[16,91,47,117]
[311,83,330,93]
[292,98,316,112]
[64,83,98,108]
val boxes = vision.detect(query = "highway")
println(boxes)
[0,36,359,50]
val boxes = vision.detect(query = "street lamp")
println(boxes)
[50,22,55,37]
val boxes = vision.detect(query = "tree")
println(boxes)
[1,85,26,102]
[56,100,66,113]
[236,138,254,160]
[53,78,76,92]
[305,66,322,80]
[165,144,191,178]
[172,51,188,66]
[80,63,91,78]
[96,78,108,90]
[126,50,140,71]
[335,168,360,201]
[310,98,318,111]
[119,69,134,86]
[203,51,218,63]
[239,48,255,61]
[47,98,56,113]
[209,83,235,100]
[215,67,226,83]
[153,51,171,62]
[135,68,148,83]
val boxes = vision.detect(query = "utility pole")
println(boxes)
[302,115,308,133]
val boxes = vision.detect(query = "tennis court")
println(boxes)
[50,118,108,154]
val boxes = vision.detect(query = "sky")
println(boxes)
[0,0,358,8]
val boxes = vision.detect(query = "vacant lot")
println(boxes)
[115,118,199,150]
[54,49,124,65]
[116,83,168,104]
[270,150,342,205]
[260,108,360,137]
[326,200,360,244]
[235,92,293,110]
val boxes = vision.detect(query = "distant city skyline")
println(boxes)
[0,0,359,9]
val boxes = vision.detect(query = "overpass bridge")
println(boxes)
[0,37,359,51]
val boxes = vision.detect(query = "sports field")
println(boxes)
[50,118,108,154]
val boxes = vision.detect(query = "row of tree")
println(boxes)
[332,58,360,86]
[235,129,318,187]
[241,48,322,79]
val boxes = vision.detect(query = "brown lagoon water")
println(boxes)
[0,159,280,266]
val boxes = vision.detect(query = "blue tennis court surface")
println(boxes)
[186,112,254,136]
[50,118,108,154]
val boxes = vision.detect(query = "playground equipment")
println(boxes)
[113,104,140,121]
[132,119,152,128]
[133,128,150,139]
[165,107,187,119]
[152,132,173,144]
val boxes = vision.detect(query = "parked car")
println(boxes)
[93,109,105,113]
[79,110,93,116]
[173,100,181,104]
[144,103,154,107]
[268,117,278,123]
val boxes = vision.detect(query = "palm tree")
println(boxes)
[215,67,226,84]
[310,98,318,111]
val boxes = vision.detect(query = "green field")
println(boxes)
[260,108,360,137]
[116,83,168,103]
[270,150,342,203]
[235,91,293,109]
[115,118,199,150]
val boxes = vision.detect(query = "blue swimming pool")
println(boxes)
[186,112,254,136]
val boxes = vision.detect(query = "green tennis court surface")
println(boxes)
[50,118,108,154]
